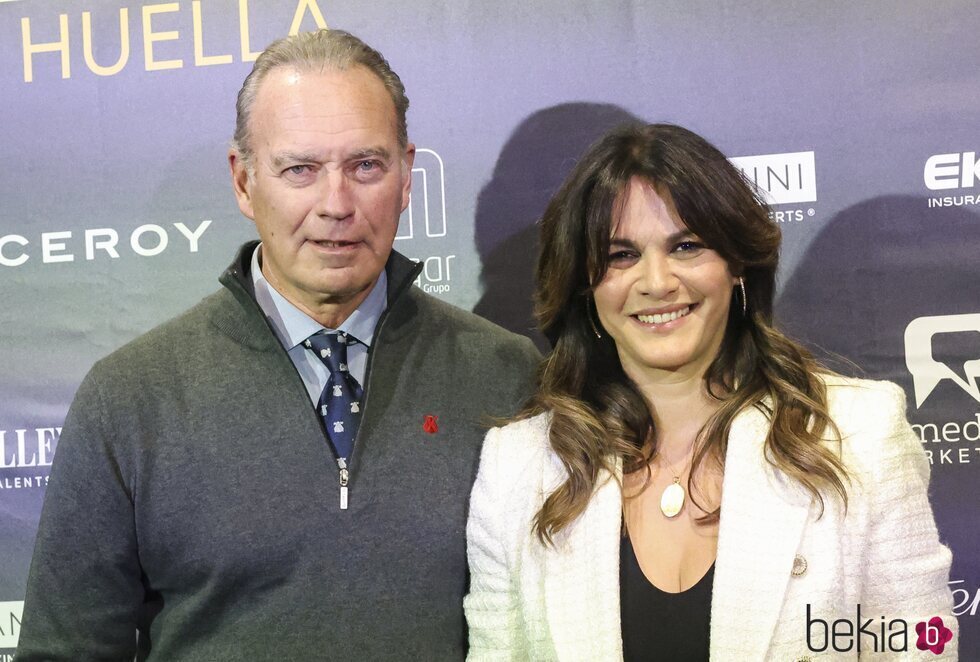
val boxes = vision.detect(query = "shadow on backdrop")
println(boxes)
[776,195,979,391]
[776,195,980,653]
[472,103,642,351]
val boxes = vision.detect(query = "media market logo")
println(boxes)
[924,151,980,209]
[905,313,980,408]
[806,605,953,655]
[729,151,817,223]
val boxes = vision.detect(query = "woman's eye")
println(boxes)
[674,240,705,254]
[608,250,637,263]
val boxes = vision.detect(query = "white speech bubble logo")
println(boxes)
[904,313,980,408]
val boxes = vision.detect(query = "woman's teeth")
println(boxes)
[636,306,691,325]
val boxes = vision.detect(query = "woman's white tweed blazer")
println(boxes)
[464,376,957,661]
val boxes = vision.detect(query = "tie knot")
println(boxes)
[305,331,356,374]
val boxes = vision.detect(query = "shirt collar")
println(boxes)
[250,243,387,350]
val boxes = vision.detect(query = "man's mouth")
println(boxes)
[312,240,357,248]
[634,306,692,325]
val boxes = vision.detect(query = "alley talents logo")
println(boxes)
[806,605,954,655]
[0,427,60,490]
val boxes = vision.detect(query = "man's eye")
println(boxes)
[351,159,386,181]
[284,165,313,177]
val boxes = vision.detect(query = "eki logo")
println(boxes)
[806,605,954,655]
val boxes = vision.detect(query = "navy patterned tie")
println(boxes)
[305,331,363,461]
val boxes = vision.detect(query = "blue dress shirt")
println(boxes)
[250,244,386,405]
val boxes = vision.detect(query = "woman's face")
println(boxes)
[592,177,738,383]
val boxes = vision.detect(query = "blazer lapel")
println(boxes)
[710,405,811,660]
[544,462,624,662]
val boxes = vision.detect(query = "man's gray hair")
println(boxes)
[232,29,409,167]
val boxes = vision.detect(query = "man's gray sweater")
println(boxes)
[16,242,541,660]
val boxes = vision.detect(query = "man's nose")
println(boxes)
[314,170,355,221]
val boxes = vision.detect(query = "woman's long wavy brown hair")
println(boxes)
[526,123,848,545]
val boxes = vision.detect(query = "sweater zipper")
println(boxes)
[337,457,349,510]
[337,260,424,511]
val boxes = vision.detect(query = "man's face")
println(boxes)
[230,65,414,324]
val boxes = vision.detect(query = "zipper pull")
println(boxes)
[338,457,349,510]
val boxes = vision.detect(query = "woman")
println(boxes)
[464,123,956,661]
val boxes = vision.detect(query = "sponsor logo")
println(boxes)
[0,221,212,267]
[914,412,980,465]
[924,152,980,208]
[0,426,59,489]
[0,601,23,649]
[19,1,329,82]
[397,149,447,241]
[806,604,952,655]
[410,255,457,296]
[905,314,980,408]
[729,151,817,205]
[951,579,980,617]
[924,152,980,190]
[729,151,817,223]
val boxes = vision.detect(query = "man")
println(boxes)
[17,29,539,660]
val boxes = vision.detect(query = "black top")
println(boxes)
[620,534,714,662]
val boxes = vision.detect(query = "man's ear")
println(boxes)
[229,150,255,220]
[400,143,416,212]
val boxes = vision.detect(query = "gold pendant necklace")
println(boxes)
[660,477,685,518]
[658,454,687,518]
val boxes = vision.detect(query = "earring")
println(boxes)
[586,298,603,339]
[738,277,747,317]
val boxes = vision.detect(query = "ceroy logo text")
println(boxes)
[806,605,953,655]
[728,151,817,223]
[904,313,980,408]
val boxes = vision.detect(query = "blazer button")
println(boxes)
[791,554,807,577]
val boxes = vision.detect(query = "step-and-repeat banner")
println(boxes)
[1,0,978,656]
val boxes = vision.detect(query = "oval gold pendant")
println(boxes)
[660,481,685,518]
